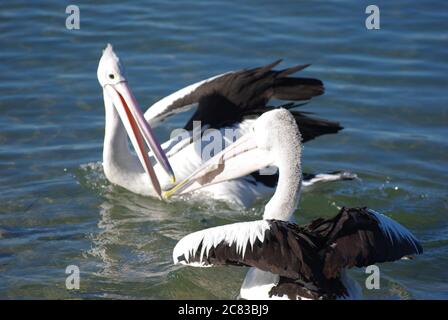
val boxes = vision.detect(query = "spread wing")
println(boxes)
[173,207,422,281]
[173,219,325,283]
[144,61,328,135]
[306,207,423,278]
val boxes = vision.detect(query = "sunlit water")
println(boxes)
[0,1,447,299]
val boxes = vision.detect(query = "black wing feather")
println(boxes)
[183,61,326,131]
[175,208,422,281]
[174,208,422,299]
[305,207,423,278]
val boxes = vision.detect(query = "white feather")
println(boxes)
[240,268,362,300]
[144,72,230,126]
[240,268,282,300]
[301,171,357,187]
[173,220,271,265]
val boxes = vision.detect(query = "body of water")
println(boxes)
[0,0,447,299]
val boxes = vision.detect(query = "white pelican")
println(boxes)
[98,44,355,206]
[170,109,423,300]
[98,45,175,199]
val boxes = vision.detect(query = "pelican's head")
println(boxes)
[97,44,126,87]
[251,108,302,161]
[163,108,302,199]
[97,44,175,198]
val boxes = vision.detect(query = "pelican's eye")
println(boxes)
[108,74,115,80]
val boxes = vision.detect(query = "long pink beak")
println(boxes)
[104,81,175,199]
[163,132,273,198]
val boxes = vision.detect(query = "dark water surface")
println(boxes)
[0,1,447,299]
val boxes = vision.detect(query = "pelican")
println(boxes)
[98,44,355,207]
[98,45,174,199]
[170,109,423,300]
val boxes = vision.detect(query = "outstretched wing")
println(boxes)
[173,207,423,283]
[306,207,423,278]
[144,60,324,129]
[172,219,322,281]
[144,72,230,126]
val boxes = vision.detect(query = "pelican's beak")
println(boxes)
[104,81,175,199]
[163,131,273,199]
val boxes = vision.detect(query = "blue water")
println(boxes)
[0,0,447,299]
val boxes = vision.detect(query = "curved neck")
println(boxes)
[103,93,130,164]
[262,144,302,222]
[103,93,133,166]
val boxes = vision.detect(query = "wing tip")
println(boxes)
[366,208,423,256]
[277,63,311,78]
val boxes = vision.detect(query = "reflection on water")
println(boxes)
[78,162,256,299]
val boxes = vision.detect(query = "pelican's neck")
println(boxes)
[262,142,302,222]
[102,92,153,196]
[103,93,129,163]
